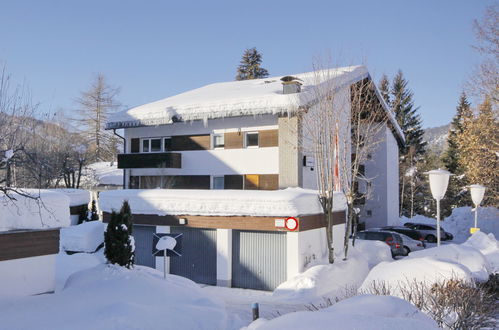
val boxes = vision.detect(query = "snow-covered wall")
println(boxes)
[0,254,56,297]
[0,190,70,231]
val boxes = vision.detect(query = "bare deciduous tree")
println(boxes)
[74,73,121,162]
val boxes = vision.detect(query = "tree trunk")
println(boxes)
[321,196,335,264]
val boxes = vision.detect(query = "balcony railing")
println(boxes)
[117,152,182,169]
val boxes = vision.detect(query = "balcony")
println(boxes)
[117,152,182,169]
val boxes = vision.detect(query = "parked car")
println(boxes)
[354,230,406,258]
[403,222,453,242]
[381,226,426,246]
[373,228,426,256]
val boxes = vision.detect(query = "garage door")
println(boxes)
[232,230,287,291]
[170,227,217,285]
[133,225,156,268]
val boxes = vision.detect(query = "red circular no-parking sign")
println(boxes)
[285,217,298,231]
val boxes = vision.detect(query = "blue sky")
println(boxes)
[0,0,493,128]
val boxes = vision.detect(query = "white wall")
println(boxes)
[385,128,400,225]
[124,115,279,183]
[0,254,56,297]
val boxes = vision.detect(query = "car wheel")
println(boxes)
[426,235,437,243]
[403,246,410,256]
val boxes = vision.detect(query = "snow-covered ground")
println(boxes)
[80,161,123,188]
[401,206,499,243]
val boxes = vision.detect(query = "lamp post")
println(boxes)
[469,184,486,232]
[425,169,451,246]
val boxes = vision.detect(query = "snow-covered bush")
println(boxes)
[104,200,134,268]
[462,231,499,273]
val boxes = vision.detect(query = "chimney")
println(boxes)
[281,76,302,94]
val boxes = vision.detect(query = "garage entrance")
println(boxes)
[169,227,217,285]
[132,225,156,268]
[232,230,287,291]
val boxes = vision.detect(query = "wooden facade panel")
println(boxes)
[224,132,243,149]
[171,134,211,151]
[0,229,59,261]
[244,175,259,190]
[258,174,279,190]
[69,204,88,216]
[103,211,345,232]
[258,129,278,148]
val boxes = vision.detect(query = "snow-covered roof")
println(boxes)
[0,189,70,231]
[49,188,91,206]
[99,188,346,217]
[106,65,404,142]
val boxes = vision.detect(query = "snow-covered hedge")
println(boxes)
[60,221,105,253]
[0,189,70,231]
[99,188,345,217]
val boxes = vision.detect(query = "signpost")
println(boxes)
[152,233,183,279]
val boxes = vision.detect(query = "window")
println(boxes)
[366,210,372,217]
[245,132,259,148]
[213,176,224,189]
[164,137,172,151]
[142,139,150,152]
[141,137,166,153]
[213,134,225,149]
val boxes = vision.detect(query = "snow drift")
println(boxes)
[359,257,473,297]
[0,189,70,231]
[245,294,438,330]
[0,264,227,330]
[408,243,491,282]
[99,188,345,217]
[462,231,499,274]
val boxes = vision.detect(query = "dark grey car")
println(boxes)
[355,230,406,258]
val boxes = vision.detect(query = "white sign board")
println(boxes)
[274,219,285,228]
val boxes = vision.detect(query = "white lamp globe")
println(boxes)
[425,169,451,200]
[470,184,486,207]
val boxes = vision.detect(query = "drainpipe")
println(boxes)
[113,129,126,189]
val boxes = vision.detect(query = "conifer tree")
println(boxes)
[388,71,426,217]
[378,74,390,105]
[89,199,99,221]
[235,48,269,81]
[457,97,498,206]
[440,92,473,214]
[104,200,135,268]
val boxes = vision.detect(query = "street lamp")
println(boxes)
[425,169,452,246]
[469,184,486,233]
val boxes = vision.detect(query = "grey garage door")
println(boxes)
[133,225,156,268]
[232,230,287,291]
[170,227,217,285]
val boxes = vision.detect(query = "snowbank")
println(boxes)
[408,244,491,282]
[0,264,227,330]
[0,189,70,231]
[81,161,123,187]
[462,231,499,274]
[401,206,499,243]
[352,240,393,269]
[245,294,438,330]
[273,254,368,303]
[50,188,91,206]
[60,221,105,253]
[55,250,106,292]
[99,188,344,217]
[359,257,473,297]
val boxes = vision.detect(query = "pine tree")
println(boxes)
[378,74,390,105]
[104,200,135,268]
[440,92,473,214]
[388,71,427,217]
[391,71,426,156]
[457,97,498,206]
[89,199,99,221]
[235,48,269,81]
